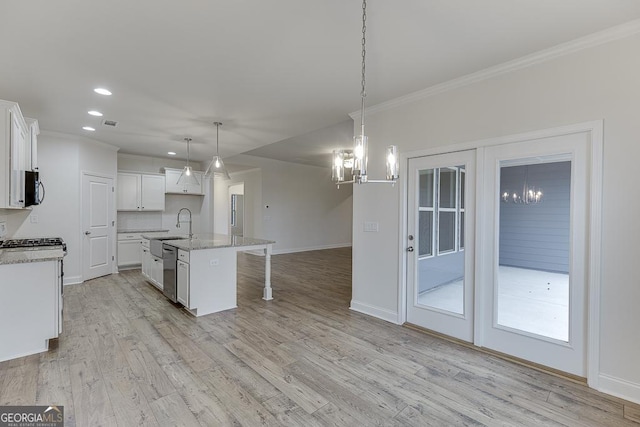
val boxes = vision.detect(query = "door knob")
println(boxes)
[84,231,91,235]
[407,246,414,252]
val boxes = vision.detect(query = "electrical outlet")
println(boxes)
[209,259,219,266]
[0,221,6,238]
[30,214,38,223]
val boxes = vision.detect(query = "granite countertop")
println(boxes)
[0,248,66,265]
[140,231,190,240]
[162,234,275,251]
[118,229,169,234]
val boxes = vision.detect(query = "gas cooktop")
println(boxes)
[0,237,66,252]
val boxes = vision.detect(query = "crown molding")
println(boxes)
[350,18,640,120]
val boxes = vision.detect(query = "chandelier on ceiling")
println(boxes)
[332,0,399,187]
[501,165,543,204]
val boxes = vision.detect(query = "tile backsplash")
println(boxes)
[117,211,163,231]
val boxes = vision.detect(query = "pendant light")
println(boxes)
[205,122,231,180]
[177,137,200,186]
[333,0,399,186]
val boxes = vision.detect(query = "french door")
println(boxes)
[406,130,591,377]
[478,132,589,376]
[406,150,475,342]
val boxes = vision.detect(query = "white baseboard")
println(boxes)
[350,300,400,324]
[598,374,640,405]
[598,374,640,404]
[63,275,82,286]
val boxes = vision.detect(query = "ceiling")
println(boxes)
[2,1,640,169]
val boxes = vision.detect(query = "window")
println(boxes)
[418,166,465,259]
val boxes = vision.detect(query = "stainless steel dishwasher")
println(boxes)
[162,243,178,303]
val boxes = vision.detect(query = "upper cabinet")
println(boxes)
[0,99,31,209]
[164,167,204,195]
[117,172,165,211]
[24,118,39,171]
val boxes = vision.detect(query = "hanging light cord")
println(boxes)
[185,137,192,166]
[360,0,367,134]
[214,122,222,155]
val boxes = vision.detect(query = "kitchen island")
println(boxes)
[141,233,274,317]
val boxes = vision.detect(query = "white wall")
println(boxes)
[214,167,262,239]
[10,131,118,284]
[351,32,640,403]
[216,155,353,254]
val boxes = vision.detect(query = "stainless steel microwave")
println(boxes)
[24,170,44,206]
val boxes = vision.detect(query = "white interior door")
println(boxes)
[407,150,475,342]
[82,173,114,281]
[478,132,589,376]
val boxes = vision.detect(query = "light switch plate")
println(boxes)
[0,221,6,238]
[30,214,38,223]
[363,221,379,232]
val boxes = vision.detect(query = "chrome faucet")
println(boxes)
[176,207,193,239]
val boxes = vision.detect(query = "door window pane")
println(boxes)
[439,168,457,208]
[438,211,456,253]
[460,211,465,250]
[419,170,434,208]
[419,211,433,257]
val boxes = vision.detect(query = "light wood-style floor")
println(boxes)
[1,248,639,426]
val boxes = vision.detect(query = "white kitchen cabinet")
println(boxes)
[117,172,165,211]
[141,238,163,289]
[150,255,164,289]
[0,100,29,208]
[164,167,204,195]
[141,239,152,278]
[0,259,62,362]
[177,259,190,307]
[24,117,39,171]
[117,233,142,268]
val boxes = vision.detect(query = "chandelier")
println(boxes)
[332,0,399,186]
[501,165,543,204]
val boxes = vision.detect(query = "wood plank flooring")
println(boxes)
[1,247,638,426]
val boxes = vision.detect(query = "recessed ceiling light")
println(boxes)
[94,88,112,96]
[82,126,96,131]
[168,151,177,156]
[88,110,103,117]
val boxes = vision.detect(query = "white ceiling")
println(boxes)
[2,1,640,168]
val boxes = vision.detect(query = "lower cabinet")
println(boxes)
[177,259,189,307]
[141,239,163,290]
[118,233,142,268]
[0,259,61,362]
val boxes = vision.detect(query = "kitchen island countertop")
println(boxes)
[163,234,275,251]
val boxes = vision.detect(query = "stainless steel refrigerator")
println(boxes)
[230,194,244,236]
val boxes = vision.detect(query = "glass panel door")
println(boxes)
[479,132,589,377]
[407,150,475,342]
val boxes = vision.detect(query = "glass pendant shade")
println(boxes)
[332,150,345,182]
[353,133,368,182]
[386,145,399,180]
[205,155,231,180]
[205,122,230,180]
[177,138,200,186]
